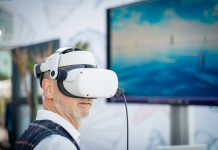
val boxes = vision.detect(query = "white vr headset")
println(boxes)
[34,47,118,99]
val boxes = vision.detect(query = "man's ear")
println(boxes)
[42,79,54,99]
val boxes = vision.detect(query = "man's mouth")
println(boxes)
[78,102,92,108]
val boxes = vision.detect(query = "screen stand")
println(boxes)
[170,105,189,145]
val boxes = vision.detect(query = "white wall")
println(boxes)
[0,0,217,150]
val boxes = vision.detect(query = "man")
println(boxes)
[15,47,118,150]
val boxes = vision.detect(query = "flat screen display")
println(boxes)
[107,0,218,105]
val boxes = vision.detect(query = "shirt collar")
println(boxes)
[36,109,81,143]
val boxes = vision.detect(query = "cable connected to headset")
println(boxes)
[115,88,129,150]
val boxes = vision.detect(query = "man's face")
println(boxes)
[52,80,94,120]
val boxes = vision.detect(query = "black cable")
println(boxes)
[115,88,129,150]
[122,92,129,150]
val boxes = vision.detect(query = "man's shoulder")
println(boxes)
[34,134,78,150]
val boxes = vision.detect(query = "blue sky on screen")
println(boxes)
[111,0,218,28]
[110,0,218,60]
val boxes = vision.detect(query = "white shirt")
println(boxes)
[34,110,81,150]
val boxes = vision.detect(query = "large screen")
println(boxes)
[107,0,218,105]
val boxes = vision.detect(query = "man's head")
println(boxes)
[42,71,93,121]
[34,47,118,126]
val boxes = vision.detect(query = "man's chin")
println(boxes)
[71,111,90,120]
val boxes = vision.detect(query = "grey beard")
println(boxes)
[71,111,83,121]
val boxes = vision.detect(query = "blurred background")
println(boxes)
[0,0,218,150]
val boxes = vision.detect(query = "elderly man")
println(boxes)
[15,47,118,150]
